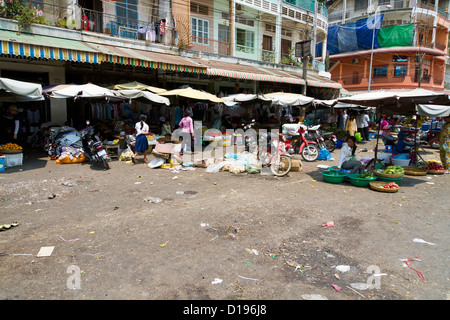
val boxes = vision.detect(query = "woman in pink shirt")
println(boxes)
[179,110,194,155]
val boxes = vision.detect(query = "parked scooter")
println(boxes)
[79,121,110,170]
[305,124,336,153]
[282,124,319,162]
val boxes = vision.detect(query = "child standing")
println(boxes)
[133,115,150,163]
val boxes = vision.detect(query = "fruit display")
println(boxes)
[0,143,22,152]
[382,165,404,175]
[383,182,399,189]
[423,162,445,172]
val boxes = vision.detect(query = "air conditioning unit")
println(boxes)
[352,58,359,64]
[236,4,244,13]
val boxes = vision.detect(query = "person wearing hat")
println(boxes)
[8,105,22,141]
[381,125,397,146]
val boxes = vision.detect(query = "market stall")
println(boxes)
[336,89,450,170]
[0,77,44,169]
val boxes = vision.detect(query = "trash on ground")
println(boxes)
[160,241,168,248]
[211,278,223,285]
[331,284,341,292]
[346,286,366,298]
[350,283,368,290]
[245,248,259,255]
[144,196,162,203]
[413,238,436,246]
[59,236,80,242]
[335,265,350,272]
[402,255,425,280]
[37,246,54,257]
[301,294,328,300]
[0,222,19,232]
[321,221,334,227]
[238,275,259,281]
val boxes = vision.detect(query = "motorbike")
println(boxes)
[79,121,110,170]
[282,124,319,162]
[304,124,337,153]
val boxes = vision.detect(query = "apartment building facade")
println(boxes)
[326,0,450,93]
[0,0,340,123]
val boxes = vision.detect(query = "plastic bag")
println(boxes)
[246,164,261,174]
[317,148,332,161]
[355,132,362,142]
[229,160,246,174]
[206,161,227,173]
[56,153,88,164]
[225,152,238,159]
[148,157,165,168]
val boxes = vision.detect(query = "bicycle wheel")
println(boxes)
[270,155,292,176]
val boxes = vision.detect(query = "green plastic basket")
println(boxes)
[347,174,377,187]
[321,170,347,184]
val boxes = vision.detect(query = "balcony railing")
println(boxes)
[0,2,179,45]
[283,0,328,18]
[329,0,441,24]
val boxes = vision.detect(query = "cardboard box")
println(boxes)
[291,159,302,172]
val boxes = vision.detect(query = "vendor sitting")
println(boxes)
[338,136,364,174]
[392,132,414,157]
[381,125,397,146]
[161,119,172,136]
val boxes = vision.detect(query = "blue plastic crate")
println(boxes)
[369,132,376,139]
[0,156,5,171]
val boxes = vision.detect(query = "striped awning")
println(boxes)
[0,40,102,63]
[0,30,205,74]
[207,67,305,85]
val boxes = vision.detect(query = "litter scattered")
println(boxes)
[402,255,425,280]
[350,283,368,290]
[61,180,77,187]
[143,196,162,203]
[238,275,259,281]
[0,222,19,232]
[301,294,328,300]
[176,191,184,195]
[134,182,142,185]
[200,223,210,228]
[211,278,223,285]
[346,286,366,298]
[331,284,341,292]
[317,165,330,169]
[321,221,334,227]
[426,182,435,185]
[335,265,350,272]
[245,248,259,255]
[59,236,80,242]
[37,246,54,257]
[172,176,179,180]
[413,238,436,246]
[160,241,168,248]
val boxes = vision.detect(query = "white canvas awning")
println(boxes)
[49,83,126,102]
[264,92,314,106]
[222,93,271,106]
[116,89,170,106]
[417,104,450,117]
[0,77,43,101]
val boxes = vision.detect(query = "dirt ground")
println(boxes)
[0,139,449,301]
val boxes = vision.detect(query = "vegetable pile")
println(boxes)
[382,165,404,175]
[383,182,399,189]
[358,172,375,179]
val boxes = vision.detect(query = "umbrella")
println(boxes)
[109,81,167,94]
[0,77,43,101]
[222,93,271,106]
[338,89,450,115]
[416,104,450,117]
[264,92,314,106]
[49,83,126,102]
[116,89,170,106]
[159,86,225,103]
